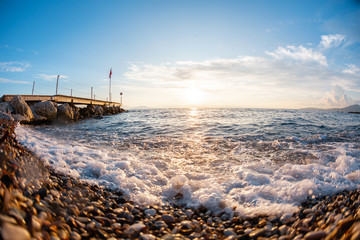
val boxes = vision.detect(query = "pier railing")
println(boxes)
[2,95,121,106]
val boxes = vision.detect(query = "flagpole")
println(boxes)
[109,68,112,102]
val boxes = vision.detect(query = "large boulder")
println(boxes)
[87,105,95,115]
[0,102,13,114]
[30,107,48,123]
[57,103,74,122]
[0,111,14,121]
[12,114,30,123]
[79,107,90,119]
[72,105,80,121]
[9,95,34,120]
[32,101,57,121]
[94,105,104,115]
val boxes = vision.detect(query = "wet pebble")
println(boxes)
[304,230,327,240]
[162,214,176,223]
[145,208,157,217]
[1,222,31,240]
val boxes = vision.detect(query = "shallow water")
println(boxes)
[16,108,360,216]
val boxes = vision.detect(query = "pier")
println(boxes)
[2,94,122,107]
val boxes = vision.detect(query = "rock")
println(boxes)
[57,104,74,122]
[140,233,156,240]
[180,220,193,229]
[0,102,12,114]
[280,214,296,224]
[9,95,33,120]
[83,205,94,212]
[224,228,237,237]
[79,107,91,119]
[304,230,327,240]
[85,221,96,230]
[0,222,31,240]
[144,208,156,217]
[87,105,95,115]
[249,228,266,238]
[162,214,176,223]
[70,231,81,240]
[72,106,80,120]
[94,105,103,115]
[258,219,267,228]
[38,187,48,198]
[57,229,69,240]
[12,114,30,123]
[154,221,167,229]
[32,216,42,231]
[162,234,187,240]
[125,222,146,236]
[184,209,194,218]
[32,101,57,121]
[50,189,60,198]
[77,217,91,223]
[326,216,356,239]
[31,109,47,122]
[0,111,14,121]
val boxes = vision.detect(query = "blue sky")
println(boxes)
[1,0,360,108]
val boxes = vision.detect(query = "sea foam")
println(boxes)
[15,109,360,216]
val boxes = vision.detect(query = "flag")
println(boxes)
[109,68,112,79]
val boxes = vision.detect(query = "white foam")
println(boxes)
[16,124,360,216]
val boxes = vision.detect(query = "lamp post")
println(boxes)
[32,81,35,95]
[120,92,123,105]
[56,75,60,95]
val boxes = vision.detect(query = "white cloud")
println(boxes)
[35,74,68,81]
[342,64,360,75]
[319,34,345,49]
[0,78,30,84]
[0,62,30,72]
[265,45,327,66]
[322,85,354,107]
[123,34,358,108]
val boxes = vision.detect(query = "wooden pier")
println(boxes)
[2,95,122,106]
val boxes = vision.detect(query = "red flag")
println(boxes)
[109,68,112,79]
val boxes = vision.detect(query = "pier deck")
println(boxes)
[2,95,121,106]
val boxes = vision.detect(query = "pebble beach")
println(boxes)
[1,118,360,240]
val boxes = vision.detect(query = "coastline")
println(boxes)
[1,119,360,240]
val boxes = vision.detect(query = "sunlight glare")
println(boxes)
[184,88,205,105]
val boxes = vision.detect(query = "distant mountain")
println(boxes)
[301,104,360,113]
[334,104,360,113]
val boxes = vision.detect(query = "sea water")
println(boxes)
[16,108,360,216]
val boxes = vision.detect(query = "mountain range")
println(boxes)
[302,104,360,113]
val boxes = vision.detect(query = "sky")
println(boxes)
[1,0,360,109]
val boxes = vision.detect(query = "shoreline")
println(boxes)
[1,119,360,239]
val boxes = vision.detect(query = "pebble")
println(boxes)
[185,209,194,218]
[223,228,237,236]
[154,220,168,229]
[144,208,157,217]
[83,205,94,212]
[304,230,327,240]
[1,118,360,240]
[32,216,42,231]
[50,189,60,198]
[162,214,176,223]
[140,233,156,240]
[1,222,31,240]
[70,231,81,240]
[57,229,69,240]
[258,218,267,228]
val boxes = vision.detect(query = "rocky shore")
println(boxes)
[0,95,126,124]
[1,119,360,240]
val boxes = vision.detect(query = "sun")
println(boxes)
[184,88,205,105]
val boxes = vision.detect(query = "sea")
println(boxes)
[15,108,360,216]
